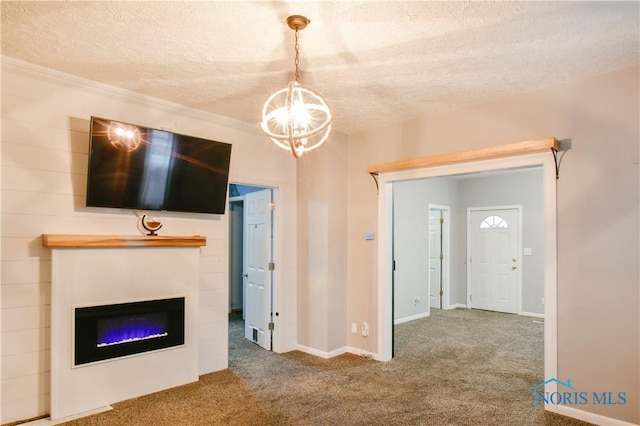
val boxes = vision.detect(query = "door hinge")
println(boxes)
[439,290,444,296]
[268,322,275,330]
[439,218,444,224]
[268,202,275,211]
[393,260,396,270]
[439,253,444,260]
[268,262,275,271]
[470,294,472,301]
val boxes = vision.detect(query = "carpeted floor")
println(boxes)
[51,308,593,426]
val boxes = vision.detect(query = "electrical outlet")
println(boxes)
[414,296,420,304]
[361,322,369,337]
[351,322,358,333]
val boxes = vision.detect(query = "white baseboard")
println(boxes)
[520,311,545,319]
[394,312,429,325]
[296,344,342,359]
[346,346,382,361]
[445,304,468,310]
[327,346,349,358]
[19,406,113,425]
[555,405,638,426]
[296,344,382,361]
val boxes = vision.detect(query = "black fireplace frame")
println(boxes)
[74,297,185,366]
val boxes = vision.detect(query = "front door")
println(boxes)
[469,207,520,314]
[244,188,273,350]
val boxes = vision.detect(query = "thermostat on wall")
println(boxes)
[365,232,375,240]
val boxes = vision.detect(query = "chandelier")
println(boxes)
[260,15,333,158]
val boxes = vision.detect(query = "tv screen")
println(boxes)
[86,117,232,214]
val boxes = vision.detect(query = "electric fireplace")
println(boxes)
[74,297,185,366]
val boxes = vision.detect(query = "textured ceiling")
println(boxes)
[2,1,639,135]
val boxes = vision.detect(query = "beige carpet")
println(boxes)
[38,309,594,425]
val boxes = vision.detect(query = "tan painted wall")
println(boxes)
[297,131,349,353]
[347,66,639,423]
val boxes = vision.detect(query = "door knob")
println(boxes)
[512,258,517,262]
[512,265,517,270]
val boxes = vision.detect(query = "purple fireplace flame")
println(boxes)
[97,313,168,347]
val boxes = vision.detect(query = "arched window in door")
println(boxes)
[479,215,508,229]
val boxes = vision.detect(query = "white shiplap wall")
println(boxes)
[1,57,297,424]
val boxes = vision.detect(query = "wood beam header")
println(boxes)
[367,137,559,174]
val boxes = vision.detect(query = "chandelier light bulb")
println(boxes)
[291,101,311,127]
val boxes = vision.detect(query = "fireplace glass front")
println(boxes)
[74,297,185,366]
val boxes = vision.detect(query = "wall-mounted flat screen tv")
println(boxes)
[86,117,232,214]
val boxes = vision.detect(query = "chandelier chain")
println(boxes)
[294,28,301,82]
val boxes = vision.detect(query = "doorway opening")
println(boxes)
[379,152,557,398]
[228,183,275,352]
[391,173,538,338]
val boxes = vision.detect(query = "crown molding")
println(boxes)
[1,56,259,135]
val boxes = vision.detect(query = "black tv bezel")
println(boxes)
[86,116,232,215]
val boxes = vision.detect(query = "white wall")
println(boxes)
[0,58,297,424]
[49,246,200,420]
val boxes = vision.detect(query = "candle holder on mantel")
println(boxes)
[141,215,163,236]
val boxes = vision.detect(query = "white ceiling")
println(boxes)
[2,1,639,135]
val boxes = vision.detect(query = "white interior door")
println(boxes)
[469,208,520,314]
[428,209,443,309]
[244,188,272,350]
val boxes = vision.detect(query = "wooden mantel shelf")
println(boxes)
[42,234,206,248]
